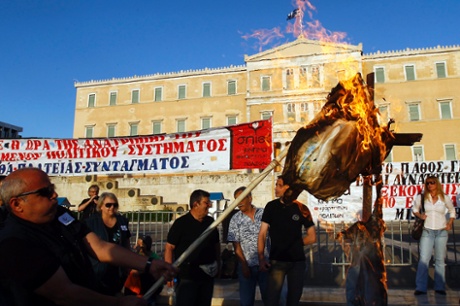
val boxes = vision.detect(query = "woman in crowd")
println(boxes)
[412,175,456,295]
[85,192,131,296]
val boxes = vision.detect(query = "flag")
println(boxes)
[286,8,299,21]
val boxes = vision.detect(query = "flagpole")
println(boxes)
[143,145,290,300]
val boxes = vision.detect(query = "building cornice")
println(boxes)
[74,65,247,88]
[363,45,460,59]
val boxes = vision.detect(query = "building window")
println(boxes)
[227,115,237,125]
[299,67,307,88]
[202,82,211,97]
[300,103,309,122]
[445,144,456,160]
[152,121,162,134]
[109,92,117,106]
[404,65,416,81]
[412,146,424,161]
[262,76,271,91]
[439,100,452,119]
[131,89,140,104]
[107,124,116,137]
[228,80,236,95]
[129,123,139,136]
[408,103,420,121]
[178,85,186,100]
[313,102,321,113]
[154,87,163,102]
[177,119,186,132]
[88,94,96,108]
[378,104,390,125]
[261,111,273,120]
[201,117,211,129]
[436,62,447,78]
[311,66,320,87]
[85,126,94,138]
[286,69,294,90]
[375,67,385,83]
[287,103,296,122]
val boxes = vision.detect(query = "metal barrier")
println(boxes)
[122,211,460,273]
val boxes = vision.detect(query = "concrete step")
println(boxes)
[155,279,460,306]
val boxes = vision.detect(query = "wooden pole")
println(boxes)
[143,145,289,300]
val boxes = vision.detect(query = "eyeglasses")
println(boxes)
[105,202,119,208]
[426,181,436,185]
[15,184,55,199]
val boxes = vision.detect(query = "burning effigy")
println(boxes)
[280,73,418,306]
[281,73,394,203]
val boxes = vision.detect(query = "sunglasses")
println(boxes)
[104,202,119,208]
[15,184,55,199]
[426,181,436,185]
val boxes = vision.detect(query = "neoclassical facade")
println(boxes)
[68,37,460,210]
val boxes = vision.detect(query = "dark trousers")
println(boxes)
[175,277,214,306]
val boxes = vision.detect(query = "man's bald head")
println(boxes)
[0,168,57,223]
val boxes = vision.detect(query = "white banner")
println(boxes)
[309,160,460,222]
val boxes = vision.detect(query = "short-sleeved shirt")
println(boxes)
[78,198,97,220]
[262,198,314,262]
[0,207,94,305]
[167,213,219,280]
[227,207,269,266]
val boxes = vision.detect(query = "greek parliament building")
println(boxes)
[63,37,460,211]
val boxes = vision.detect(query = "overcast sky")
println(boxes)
[1,0,459,138]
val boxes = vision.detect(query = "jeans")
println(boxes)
[175,277,214,306]
[266,260,306,306]
[415,228,448,292]
[238,265,268,306]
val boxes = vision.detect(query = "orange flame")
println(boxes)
[243,0,348,51]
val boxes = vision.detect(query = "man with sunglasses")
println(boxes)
[0,167,177,306]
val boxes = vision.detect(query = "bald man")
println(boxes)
[0,167,177,306]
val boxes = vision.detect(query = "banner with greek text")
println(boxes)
[309,160,460,222]
[0,119,272,176]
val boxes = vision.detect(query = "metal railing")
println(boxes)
[121,211,460,274]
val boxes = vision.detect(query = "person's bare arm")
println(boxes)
[77,196,97,212]
[84,232,177,281]
[303,225,317,246]
[35,266,146,306]
[164,242,176,287]
[258,221,270,272]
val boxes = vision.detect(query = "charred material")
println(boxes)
[337,176,387,306]
[282,73,399,203]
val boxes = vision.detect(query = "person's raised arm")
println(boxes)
[77,196,97,212]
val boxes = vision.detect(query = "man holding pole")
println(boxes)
[164,189,221,306]
[258,175,316,306]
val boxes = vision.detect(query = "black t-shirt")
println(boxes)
[0,207,93,306]
[78,198,97,220]
[262,198,315,262]
[167,213,219,280]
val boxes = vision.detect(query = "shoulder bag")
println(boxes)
[411,194,425,240]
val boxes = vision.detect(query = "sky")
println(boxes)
[1,0,459,139]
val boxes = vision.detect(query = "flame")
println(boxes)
[243,0,348,52]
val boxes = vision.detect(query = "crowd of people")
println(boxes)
[0,168,457,305]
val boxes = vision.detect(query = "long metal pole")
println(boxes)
[143,146,289,300]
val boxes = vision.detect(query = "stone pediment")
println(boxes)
[244,36,362,62]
